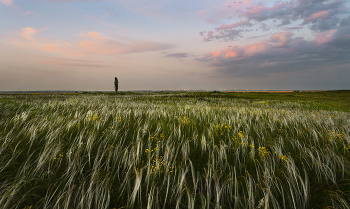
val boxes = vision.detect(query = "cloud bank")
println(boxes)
[200,0,349,42]
[199,28,350,77]
[12,29,174,58]
[197,0,350,77]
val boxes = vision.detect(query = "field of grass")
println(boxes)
[0,91,350,208]
[222,90,350,112]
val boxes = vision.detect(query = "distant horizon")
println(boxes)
[1,89,349,93]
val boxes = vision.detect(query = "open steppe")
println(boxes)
[0,91,349,208]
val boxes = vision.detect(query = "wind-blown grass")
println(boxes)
[0,92,349,208]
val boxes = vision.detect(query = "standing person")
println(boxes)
[114,77,119,92]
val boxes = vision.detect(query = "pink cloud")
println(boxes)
[225,51,240,58]
[269,32,293,47]
[207,28,346,64]
[243,42,267,56]
[234,0,345,31]
[13,29,174,57]
[76,32,173,55]
[18,27,40,41]
[87,31,102,40]
[215,20,252,31]
[44,41,79,56]
[211,51,221,58]
[303,10,332,24]
[316,29,337,45]
[238,1,295,22]
[211,41,267,59]
[310,10,331,20]
[197,0,350,77]
[243,5,268,16]
[210,32,295,59]
[0,0,12,5]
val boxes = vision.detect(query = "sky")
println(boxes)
[1,0,350,91]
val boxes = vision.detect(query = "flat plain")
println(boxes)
[0,91,349,208]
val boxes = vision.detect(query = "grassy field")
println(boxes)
[222,90,350,112]
[0,91,349,208]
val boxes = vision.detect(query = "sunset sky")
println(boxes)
[1,0,350,91]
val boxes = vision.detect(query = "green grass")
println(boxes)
[222,90,350,112]
[0,91,349,208]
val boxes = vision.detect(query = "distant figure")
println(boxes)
[114,77,119,92]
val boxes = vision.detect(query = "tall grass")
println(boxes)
[0,93,349,208]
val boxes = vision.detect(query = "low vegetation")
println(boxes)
[0,91,349,208]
